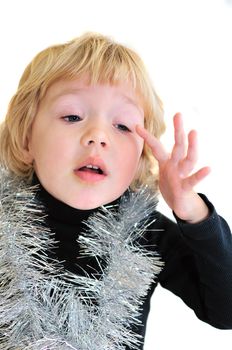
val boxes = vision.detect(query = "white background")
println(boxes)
[0,0,231,348]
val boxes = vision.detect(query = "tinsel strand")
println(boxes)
[0,168,164,350]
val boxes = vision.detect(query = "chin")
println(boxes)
[75,203,100,210]
[67,191,123,210]
[68,198,104,210]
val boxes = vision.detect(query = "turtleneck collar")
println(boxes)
[31,173,127,274]
[32,174,123,226]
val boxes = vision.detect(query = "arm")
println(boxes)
[155,195,232,329]
[136,114,232,328]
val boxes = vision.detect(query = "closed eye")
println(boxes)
[62,115,82,122]
[115,124,131,132]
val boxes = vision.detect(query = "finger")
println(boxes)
[186,129,198,163]
[182,166,211,191]
[171,113,186,162]
[179,130,198,176]
[136,125,168,163]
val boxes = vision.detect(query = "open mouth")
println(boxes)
[79,165,104,175]
[75,164,107,182]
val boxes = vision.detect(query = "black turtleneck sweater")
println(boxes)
[35,180,232,349]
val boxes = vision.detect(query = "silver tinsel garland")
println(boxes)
[0,168,164,350]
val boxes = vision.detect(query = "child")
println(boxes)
[0,32,231,350]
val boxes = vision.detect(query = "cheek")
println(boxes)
[118,136,143,168]
[29,130,70,167]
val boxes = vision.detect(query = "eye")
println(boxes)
[115,124,131,132]
[62,115,82,122]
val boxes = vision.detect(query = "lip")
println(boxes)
[74,156,108,183]
[76,156,108,175]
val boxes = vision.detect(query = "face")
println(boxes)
[27,77,144,209]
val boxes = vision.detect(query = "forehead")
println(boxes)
[43,77,144,113]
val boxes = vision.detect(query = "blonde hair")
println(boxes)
[0,32,165,190]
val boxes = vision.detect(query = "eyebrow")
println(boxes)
[120,94,144,115]
[50,88,144,116]
[49,88,85,102]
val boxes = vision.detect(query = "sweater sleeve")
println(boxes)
[154,194,232,329]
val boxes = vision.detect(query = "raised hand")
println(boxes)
[136,113,211,223]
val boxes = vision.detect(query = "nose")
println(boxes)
[80,126,109,148]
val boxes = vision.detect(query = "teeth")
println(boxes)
[86,164,100,170]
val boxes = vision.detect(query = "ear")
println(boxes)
[21,135,34,165]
